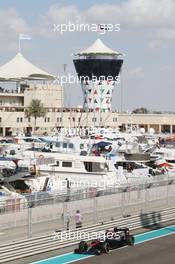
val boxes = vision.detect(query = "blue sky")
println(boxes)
[0,0,175,111]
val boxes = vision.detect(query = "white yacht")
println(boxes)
[28,153,118,192]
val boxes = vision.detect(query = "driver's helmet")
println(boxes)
[114,227,118,232]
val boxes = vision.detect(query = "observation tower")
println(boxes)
[73,38,124,112]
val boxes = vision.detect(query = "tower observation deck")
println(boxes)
[73,38,124,112]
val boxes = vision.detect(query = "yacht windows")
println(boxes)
[84,162,92,172]
[23,138,41,143]
[84,162,108,172]
[10,149,16,155]
[68,143,74,149]
[54,142,74,149]
[63,143,68,148]
[80,143,84,149]
[62,161,72,167]
[24,138,33,142]
[115,161,143,171]
[56,142,61,148]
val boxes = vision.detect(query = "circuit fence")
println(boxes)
[0,175,175,242]
[1,173,175,214]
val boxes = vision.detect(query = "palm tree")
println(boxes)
[25,99,46,134]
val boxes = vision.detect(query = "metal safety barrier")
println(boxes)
[0,206,175,263]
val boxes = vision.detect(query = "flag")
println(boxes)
[19,33,31,40]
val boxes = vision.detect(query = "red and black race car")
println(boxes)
[74,227,134,255]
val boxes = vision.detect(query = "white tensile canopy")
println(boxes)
[0,52,55,81]
[74,38,124,56]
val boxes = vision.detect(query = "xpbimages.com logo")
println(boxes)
[53,230,123,242]
[53,22,120,35]
[55,73,120,85]
[58,178,116,190]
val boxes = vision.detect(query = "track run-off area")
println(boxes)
[32,224,175,264]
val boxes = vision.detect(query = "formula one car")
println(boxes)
[74,227,134,255]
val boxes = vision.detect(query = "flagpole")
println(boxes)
[98,24,100,39]
[18,34,21,53]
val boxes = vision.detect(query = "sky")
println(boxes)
[0,0,175,111]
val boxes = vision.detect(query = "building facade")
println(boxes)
[0,83,64,136]
[0,83,175,136]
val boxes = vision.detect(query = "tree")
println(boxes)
[132,107,149,114]
[25,99,46,134]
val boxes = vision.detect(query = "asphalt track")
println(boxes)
[74,233,175,264]
[33,225,175,264]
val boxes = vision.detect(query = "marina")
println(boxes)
[0,0,175,263]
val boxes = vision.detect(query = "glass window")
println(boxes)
[63,142,67,148]
[62,161,72,167]
[92,117,97,122]
[57,117,59,122]
[80,143,84,149]
[56,142,61,148]
[24,138,33,142]
[68,143,74,149]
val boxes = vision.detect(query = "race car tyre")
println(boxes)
[101,242,110,253]
[96,249,102,255]
[78,241,88,253]
[127,235,135,246]
[74,249,80,254]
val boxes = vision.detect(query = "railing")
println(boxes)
[0,176,175,245]
[0,206,175,263]
[1,173,175,214]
